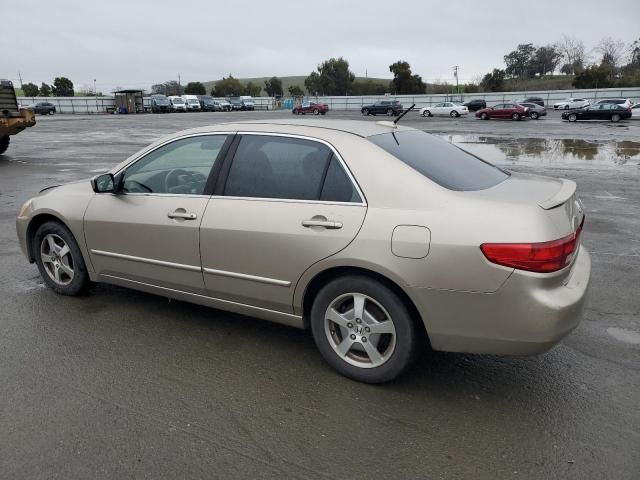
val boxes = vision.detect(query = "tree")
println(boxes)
[39,83,51,97]
[350,79,388,96]
[629,38,640,66]
[212,75,244,97]
[504,44,536,78]
[572,65,613,89]
[184,81,206,95]
[151,81,183,96]
[530,45,561,76]
[480,69,506,92]
[264,76,283,97]
[52,77,74,96]
[243,81,262,97]
[389,61,426,94]
[595,37,626,69]
[288,85,304,96]
[22,82,39,96]
[304,57,355,95]
[557,36,586,75]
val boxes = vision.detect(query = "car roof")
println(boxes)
[161,119,416,139]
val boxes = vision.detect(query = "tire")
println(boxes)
[386,108,393,116]
[310,275,418,383]
[0,136,9,155]
[480,112,489,120]
[512,113,521,121]
[611,113,621,123]
[422,110,429,117]
[530,112,539,120]
[564,105,569,110]
[362,108,369,116]
[450,110,459,117]
[292,109,298,115]
[33,221,90,296]
[568,114,577,122]
[313,108,319,115]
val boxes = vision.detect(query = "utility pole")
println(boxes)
[17,71,24,88]
[453,66,459,94]
[94,78,98,114]
[178,73,181,93]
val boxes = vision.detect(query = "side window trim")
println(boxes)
[216,132,366,206]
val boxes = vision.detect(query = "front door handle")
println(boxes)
[168,210,197,220]
[302,219,343,229]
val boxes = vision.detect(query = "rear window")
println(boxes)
[368,130,509,191]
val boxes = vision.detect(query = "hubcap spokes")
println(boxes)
[41,234,74,285]
[324,293,396,368]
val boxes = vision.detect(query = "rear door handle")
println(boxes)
[302,219,343,229]
[168,210,197,220]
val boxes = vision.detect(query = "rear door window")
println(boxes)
[368,130,508,191]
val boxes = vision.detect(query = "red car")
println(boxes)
[475,103,529,121]
[292,101,329,115]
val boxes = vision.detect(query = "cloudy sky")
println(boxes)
[4,0,639,92]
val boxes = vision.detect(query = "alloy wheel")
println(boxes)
[40,234,75,286]
[324,293,397,368]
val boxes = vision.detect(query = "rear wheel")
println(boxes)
[0,136,9,155]
[386,108,393,116]
[512,112,521,121]
[564,105,569,110]
[450,110,459,117]
[362,108,369,116]
[422,110,430,117]
[33,221,90,296]
[568,113,577,122]
[611,113,621,122]
[310,275,418,383]
[530,112,539,120]
[313,108,319,115]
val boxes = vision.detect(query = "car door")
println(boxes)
[84,134,232,294]
[492,104,505,118]
[199,133,367,314]
[442,102,453,115]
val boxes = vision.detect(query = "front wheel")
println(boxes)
[568,113,577,122]
[313,108,319,115]
[564,105,569,110]
[530,112,539,120]
[0,136,9,155]
[512,113,521,121]
[33,221,90,296]
[422,110,430,117]
[611,113,621,123]
[310,275,418,383]
[386,108,394,116]
[362,108,369,116]
[450,110,459,117]
[480,112,489,120]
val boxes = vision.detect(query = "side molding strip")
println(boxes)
[203,267,291,287]
[91,249,202,272]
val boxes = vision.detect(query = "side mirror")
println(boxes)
[91,173,116,193]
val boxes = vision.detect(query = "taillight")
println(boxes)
[481,217,584,273]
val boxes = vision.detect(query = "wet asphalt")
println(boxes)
[1,111,639,479]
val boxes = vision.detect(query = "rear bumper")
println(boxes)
[409,246,591,355]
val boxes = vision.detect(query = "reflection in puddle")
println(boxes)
[441,135,640,167]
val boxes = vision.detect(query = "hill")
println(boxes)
[202,75,392,96]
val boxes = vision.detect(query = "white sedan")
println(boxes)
[553,98,590,110]
[632,104,640,119]
[420,102,469,117]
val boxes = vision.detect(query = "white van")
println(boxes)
[168,96,187,112]
[181,95,201,112]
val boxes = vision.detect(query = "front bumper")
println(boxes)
[409,245,591,355]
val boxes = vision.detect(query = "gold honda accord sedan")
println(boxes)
[16,120,591,383]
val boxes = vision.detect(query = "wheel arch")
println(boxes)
[299,265,429,345]
[26,212,73,263]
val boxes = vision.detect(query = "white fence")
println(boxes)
[18,87,640,114]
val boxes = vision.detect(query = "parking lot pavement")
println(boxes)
[1,113,639,479]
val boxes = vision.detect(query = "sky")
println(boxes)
[3,0,639,93]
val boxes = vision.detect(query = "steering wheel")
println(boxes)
[164,168,207,193]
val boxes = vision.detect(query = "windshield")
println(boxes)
[187,99,199,104]
[368,130,509,191]
[172,98,184,104]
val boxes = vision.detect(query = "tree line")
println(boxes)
[21,77,74,97]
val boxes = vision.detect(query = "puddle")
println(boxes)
[441,135,640,167]
[606,327,640,345]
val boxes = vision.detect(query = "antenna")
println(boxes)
[393,103,415,124]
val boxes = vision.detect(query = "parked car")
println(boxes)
[198,95,217,112]
[26,102,56,115]
[463,99,486,111]
[215,100,232,112]
[521,96,545,107]
[181,95,201,112]
[16,120,590,383]
[631,103,640,118]
[562,103,631,122]
[239,96,255,111]
[553,98,589,110]
[150,95,171,113]
[520,102,547,120]
[594,98,633,109]
[420,102,468,118]
[292,101,329,115]
[475,103,529,120]
[228,97,243,111]
[361,100,403,116]
[167,96,187,112]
